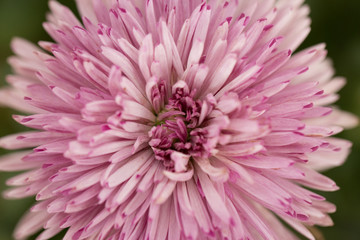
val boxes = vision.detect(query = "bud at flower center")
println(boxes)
[148,81,217,171]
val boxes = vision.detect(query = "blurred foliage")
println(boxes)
[0,0,359,239]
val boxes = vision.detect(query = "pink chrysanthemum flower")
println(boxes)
[0,0,357,239]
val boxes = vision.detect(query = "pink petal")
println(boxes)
[195,164,233,225]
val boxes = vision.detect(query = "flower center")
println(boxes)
[148,81,216,171]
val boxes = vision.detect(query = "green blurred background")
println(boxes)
[0,0,359,239]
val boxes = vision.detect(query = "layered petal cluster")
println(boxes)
[0,0,357,239]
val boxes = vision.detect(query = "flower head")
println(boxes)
[0,0,357,239]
